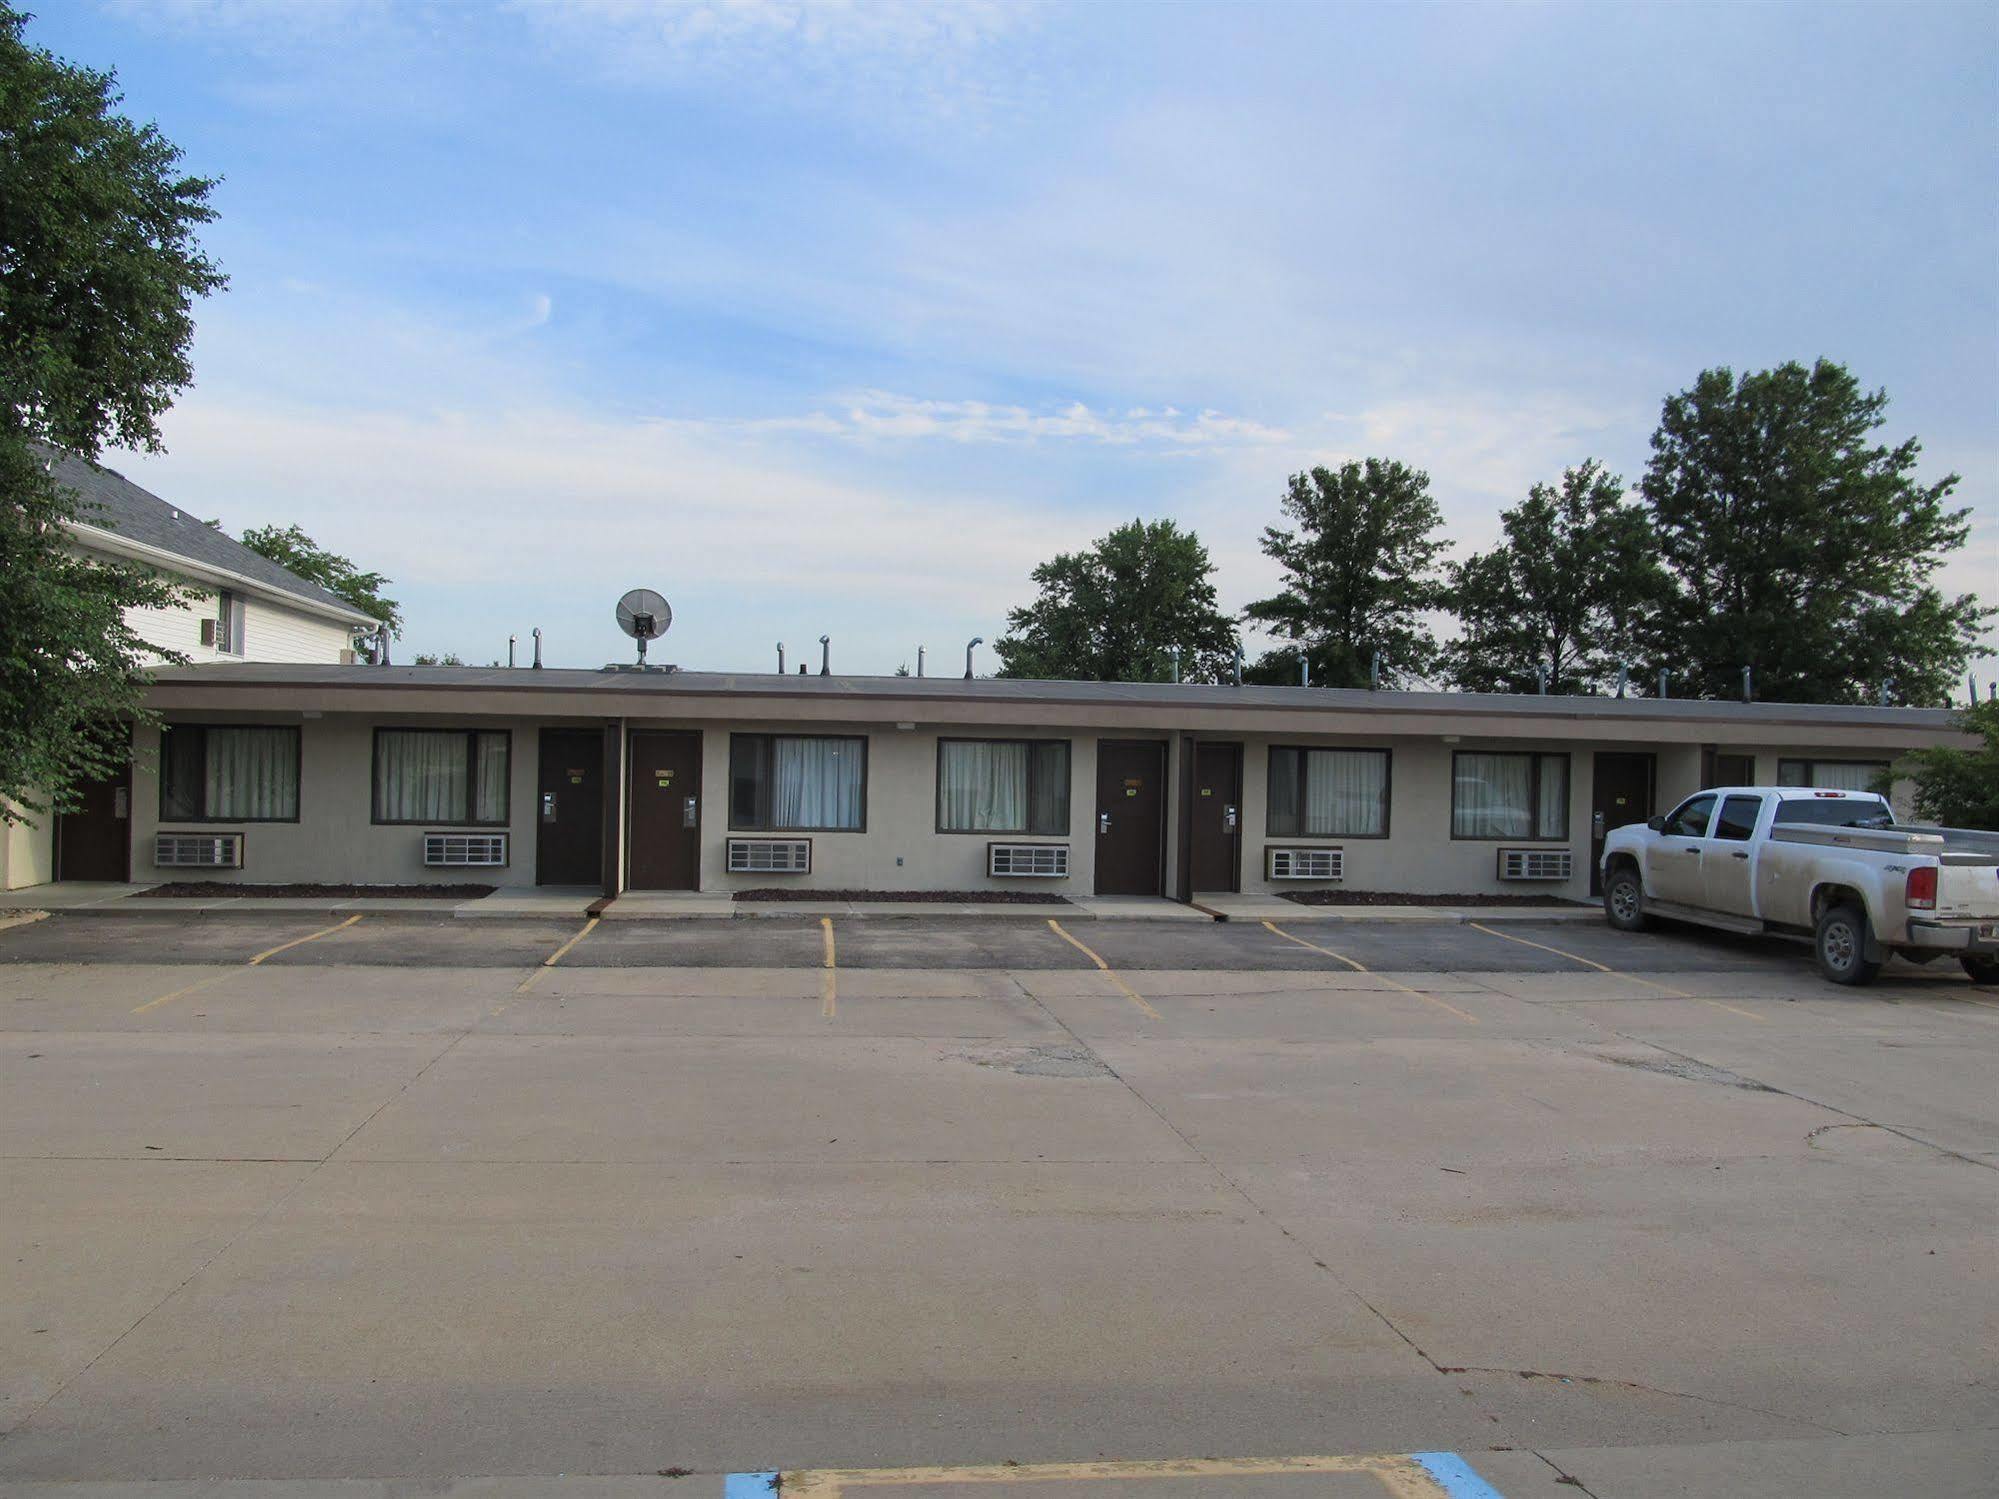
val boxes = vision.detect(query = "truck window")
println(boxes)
[1772,797,1895,830]
[1713,795,1763,841]
[1662,794,1716,838]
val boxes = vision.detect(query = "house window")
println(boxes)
[159,725,300,821]
[1451,751,1569,839]
[1777,759,1888,793]
[937,739,1069,834]
[1267,747,1389,837]
[372,729,510,824]
[214,590,245,655]
[730,735,866,831]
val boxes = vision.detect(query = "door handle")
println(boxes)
[1730,850,1749,860]
[682,796,697,829]
[1683,846,1701,854]
[1224,804,1238,832]
[1098,812,1111,835]
[541,791,557,823]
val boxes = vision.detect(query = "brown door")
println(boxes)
[1094,740,1165,896]
[1702,749,1756,789]
[56,763,131,882]
[1590,752,1656,895]
[1189,741,1242,893]
[627,731,703,890]
[536,728,605,887]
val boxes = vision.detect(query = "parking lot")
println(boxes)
[3,911,1995,1497]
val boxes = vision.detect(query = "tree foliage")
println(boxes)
[240,523,401,634]
[1244,459,1449,688]
[1642,360,1988,705]
[994,518,1239,683]
[1442,460,1666,694]
[0,5,223,822]
[1895,700,1999,831]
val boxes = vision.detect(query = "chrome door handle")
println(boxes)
[1730,851,1749,860]
[1098,812,1111,835]
[682,796,698,828]
[1683,846,1701,854]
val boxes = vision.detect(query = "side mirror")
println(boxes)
[1646,816,1667,832]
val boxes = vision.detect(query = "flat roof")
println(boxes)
[143,663,1962,734]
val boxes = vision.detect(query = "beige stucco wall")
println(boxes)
[2,800,55,891]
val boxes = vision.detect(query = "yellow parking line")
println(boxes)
[133,914,364,1014]
[1047,919,1162,1020]
[1465,920,1764,1022]
[1263,920,1479,1024]
[820,915,837,1018]
[516,916,599,993]
[780,1453,1449,1496]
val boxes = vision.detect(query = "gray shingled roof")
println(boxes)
[144,662,1963,731]
[43,447,376,622]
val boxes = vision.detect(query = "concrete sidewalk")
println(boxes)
[597,892,1213,921]
[1195,892,1599,923]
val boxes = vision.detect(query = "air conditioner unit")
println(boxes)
[727,837,811,874]
[1267,846,1342,881]
[988,842,1069,877]
[424,832,509,867]
[154,832,244,868]
[1497,847,1573,881]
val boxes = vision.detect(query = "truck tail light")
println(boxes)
[1906,866,1937,911]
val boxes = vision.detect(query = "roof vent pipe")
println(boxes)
[1300,656,1310,688]
[1658,669,1670,700]
[1880,678,1895,707]
[965,636,982,679]
[378,624,391,667]
[1615,663,1627,699]
[917,646,925,678]
[1168,645,1181,684]
[1370,652,1381,691]
[1535,664,1547,695]
[1742,665,1753,703]
[531,627,542,670]
[776,642,786,675]
[1232,644,1243,687]
[818,635,830,676]
[508,634,517,669]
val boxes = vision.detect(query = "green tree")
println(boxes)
[0,5,223,823]
[240,523,401,635]
[1894,700,1999,830]
[994,518,1239,683]
[1244,459,1449,687]
[411,653,464,666]
[1642,360,1988,704]
[1442,460,1666,694]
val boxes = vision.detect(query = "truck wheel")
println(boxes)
[1814,903,1881,986]
[1603,867,1650,932]
[1961,955,1999,984]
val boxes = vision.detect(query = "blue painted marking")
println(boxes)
[722,1474,778,1498]
[1412,1451,1507,1499]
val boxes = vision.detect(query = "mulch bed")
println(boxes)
[140,882,496,899]
[733,888,1070,904]
[1282,890,1588,908]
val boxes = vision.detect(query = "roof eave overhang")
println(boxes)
[67,522,381,629]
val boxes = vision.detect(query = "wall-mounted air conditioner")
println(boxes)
[1267,846,1342,881]
[154,832,244,868]
[988,842,1069,877]
[424,832,509,867]
[1497,847,1573,881]
[727,837,811,874]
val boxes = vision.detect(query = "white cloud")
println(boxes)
[693,391,1289,448]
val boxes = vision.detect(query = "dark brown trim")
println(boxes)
[600,719,621,897]
[369,726,512,827]
[933,736,1072,836]
[157,723,303,823]
[1175,734,1195,904]
[726,732,869,833]
[1448,749,1572,841]
[1264,743,1392,840]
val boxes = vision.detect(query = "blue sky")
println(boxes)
[37,0,1999,674]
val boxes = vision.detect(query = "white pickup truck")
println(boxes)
[1599,786,1999,985]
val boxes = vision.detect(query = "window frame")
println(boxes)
[1448,750,1571,842]
[156,722,302,824]
[934,736,1072,836]
[1777,757,1891,791]
[1265,745,1393,839]
[1661,792,1718,839]
[214,590,244,656]
[727,732,870,833]
[369,726,512,827]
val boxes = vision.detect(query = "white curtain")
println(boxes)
[1302,749,1386,835]
[1536,755,1569,838]
[474,732,509,822]
[939,740,1028,831]
[1027,741,1069,834]
[773,737,864,829]
[1810,761,1885,792]
[205,727,298,820]
[1453,753,1534,838]
[375,730,470,822]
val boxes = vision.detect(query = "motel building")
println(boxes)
[2,457,1972,905]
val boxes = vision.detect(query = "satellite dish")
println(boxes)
[615,588,672,665]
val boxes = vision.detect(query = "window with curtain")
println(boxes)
[937,739,1069,834]
[1451,751,1569,839]
[158,725,300,821]
[729,735,866,830]
[1267,747,1389,836]
[1777,759,1888,792]
[373,729,510,824]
